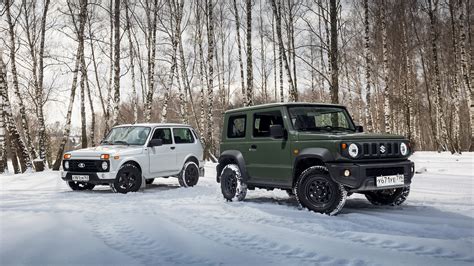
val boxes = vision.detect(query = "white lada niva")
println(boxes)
[61,123,204,193]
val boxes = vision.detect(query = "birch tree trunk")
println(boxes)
[428,0,449,151]
[206,0,216,157]
[246,0,253,106]
[448,0,461,153]
[195,0,206,136]
[381,0,391,133]
[0,51,32,172]
[329,0,339,104]
[125,0,138,124]
[364,0,373,131]
[5,0,37,161]
[112,0,121,126]
[0,55,6,174]
[144,0,158,122]
[53,0,87,170]
[232,0,246,100]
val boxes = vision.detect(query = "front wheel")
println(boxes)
[295,166,347,215]
[110,163,142,194]
[365,186,410,206]
[178,161,200,187]
[68,181,95,191]
[220,164,247,201]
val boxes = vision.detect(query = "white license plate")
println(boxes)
[376,174,404,187]
[72,175,89,182]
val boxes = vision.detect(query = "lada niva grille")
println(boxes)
[366,167,405,177]
[67,160,108,172]
[361,142,402,159]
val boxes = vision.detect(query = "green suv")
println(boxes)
[216,103,414,215]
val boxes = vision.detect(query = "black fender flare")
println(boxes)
[293,148,335,180]
[216,150,248,183]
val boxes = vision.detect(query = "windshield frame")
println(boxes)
[102,126,152,146]
[286,105,356,133]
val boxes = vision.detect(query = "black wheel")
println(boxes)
[145,178,155,185]
[295,166,347,215]
[68,181,95,191]
[110,163,142,194]
[286,189,296,198]
[178,161,200,187]
[220,164,247,201]
[365,186,410,206]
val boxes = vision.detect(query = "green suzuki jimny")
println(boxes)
[216,103,414,215]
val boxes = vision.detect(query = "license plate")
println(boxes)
[376,174,404,187]
[72,175,89,182]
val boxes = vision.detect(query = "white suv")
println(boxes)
[60,123,204,193]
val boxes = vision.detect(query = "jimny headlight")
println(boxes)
[400,142,408,156]
[101,161,108,170]
[64,161,69,170]
[348,143,359,158]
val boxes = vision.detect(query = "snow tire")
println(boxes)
[295,166,347,215]
[220,164,247,201]
[110,163,142,194]
[178,161,200,187]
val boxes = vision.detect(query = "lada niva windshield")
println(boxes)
[288,106,355,132]
[102,126,151,145]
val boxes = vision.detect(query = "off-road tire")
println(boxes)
[178,161,200,187]
[68,181,95,191]
[145,178,155,185]
[365,186,410,206]
[295,166,347,215]
[220,164,247,201]
[110,163,142,194]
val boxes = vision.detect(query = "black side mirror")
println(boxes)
[355,125,364,133]
[270,124,284,139]
[148,139,163,147]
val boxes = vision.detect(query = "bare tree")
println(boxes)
[232,0,246,100]
[363,0,373,131]
[329,0,339,104]
[381,0,391,133]
[111,0,121,126]
[245,0,253,106]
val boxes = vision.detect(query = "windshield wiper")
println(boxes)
[101,140,113,145]
[113,140,129,145]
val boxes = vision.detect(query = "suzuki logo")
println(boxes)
[78,163,85,168]
[380,145,386,154]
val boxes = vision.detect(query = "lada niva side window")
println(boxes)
[173,128,195,144]
[151,128,173,144]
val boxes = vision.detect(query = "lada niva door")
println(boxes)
[148,127,177,174]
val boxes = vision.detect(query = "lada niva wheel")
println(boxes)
[111,163,142,194]
[365,186,410,206]
[220,164,247,201]
[178,161,200,187]
[68,181,95,191]
[295,166,347,215]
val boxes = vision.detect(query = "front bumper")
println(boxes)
[326,160,415,192]
[61,171,117,184]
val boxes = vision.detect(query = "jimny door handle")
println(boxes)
[249,144,257,151]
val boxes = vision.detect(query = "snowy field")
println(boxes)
[1,152,473,266]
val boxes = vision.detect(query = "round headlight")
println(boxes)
[64,161,69,169]
[101,161,108,170]
[348,143,359,158]
[400,143,408,156]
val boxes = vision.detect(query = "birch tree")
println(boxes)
[111,0,121,126]
[381,0,391,133]
[246,0,253,106]
[232,0,246,100]
[363,0,373,131]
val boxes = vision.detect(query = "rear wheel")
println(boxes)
[295,166,347,215]
[365,186,410,206]
[178,161,200,187]
[110,164,142,194]
[68,181,95,191]
[220,164,247,201]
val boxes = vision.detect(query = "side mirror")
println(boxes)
[355,125,364,133]
[148,139,163,147]
[270,124,284,139]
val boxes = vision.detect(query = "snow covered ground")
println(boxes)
[1,152,473,265]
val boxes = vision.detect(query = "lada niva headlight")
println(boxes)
[348,143,359,158]
[101,161,108,170]
[400,142,408,156]
[64,161,69,170]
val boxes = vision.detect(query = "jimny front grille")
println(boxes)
[361,142,403,159]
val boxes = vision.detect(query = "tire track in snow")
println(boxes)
[219,203,474,264]
[83,213,216,266]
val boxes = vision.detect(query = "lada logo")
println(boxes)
[78,163,85,168]
[380,145,386,154]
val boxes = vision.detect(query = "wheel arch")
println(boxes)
[293,148,334,187]
[183,154,199,166]
[216,150,248,183]
[120,160,142,175]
